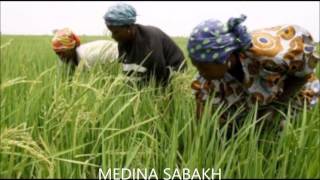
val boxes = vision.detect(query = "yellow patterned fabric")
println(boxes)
[243,25,319,106]
[52,28,81,52]
[191,25,319,109]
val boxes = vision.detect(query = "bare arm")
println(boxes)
[196,98,205,121]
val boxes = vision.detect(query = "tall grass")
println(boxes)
[0,35,319,178]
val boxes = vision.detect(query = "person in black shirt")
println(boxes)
[103,3,187,86]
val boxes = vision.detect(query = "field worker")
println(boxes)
[187,15,320,130]
[103,3,187,86]
[52,28,118,70]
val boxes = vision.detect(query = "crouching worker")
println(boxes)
[103,3,187,86]
[52,28,118,73]
[187,15,319,131]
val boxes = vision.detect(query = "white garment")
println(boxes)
[76,40,118,69]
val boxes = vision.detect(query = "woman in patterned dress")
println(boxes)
[187,15,319,130]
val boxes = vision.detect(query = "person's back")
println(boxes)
[118,24,186,84]
[76,40,118,69]
[242,24,319,107]
[142,24,187,72]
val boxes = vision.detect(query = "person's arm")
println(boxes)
[143,36,170,85]
[196,97,205,121]
[277,75,309,103]
[109,42,119,62]
[117,43,126,63]
[161,34,187,73]
[152,52,171,85]
[296,73,320,107]
[191,80,206,121]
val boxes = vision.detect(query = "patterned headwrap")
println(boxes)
[187,14,252,64]
[52,28,80,52]
[103,3,137,26]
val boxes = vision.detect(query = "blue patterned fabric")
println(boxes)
[187,14,252,64]
[103,3,137,26]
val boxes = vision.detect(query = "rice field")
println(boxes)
[0,35,319,179]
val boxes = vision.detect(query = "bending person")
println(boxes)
[52,28,118,72]
[103,3,187,86]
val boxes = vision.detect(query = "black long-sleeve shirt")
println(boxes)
[118,24,187,85]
